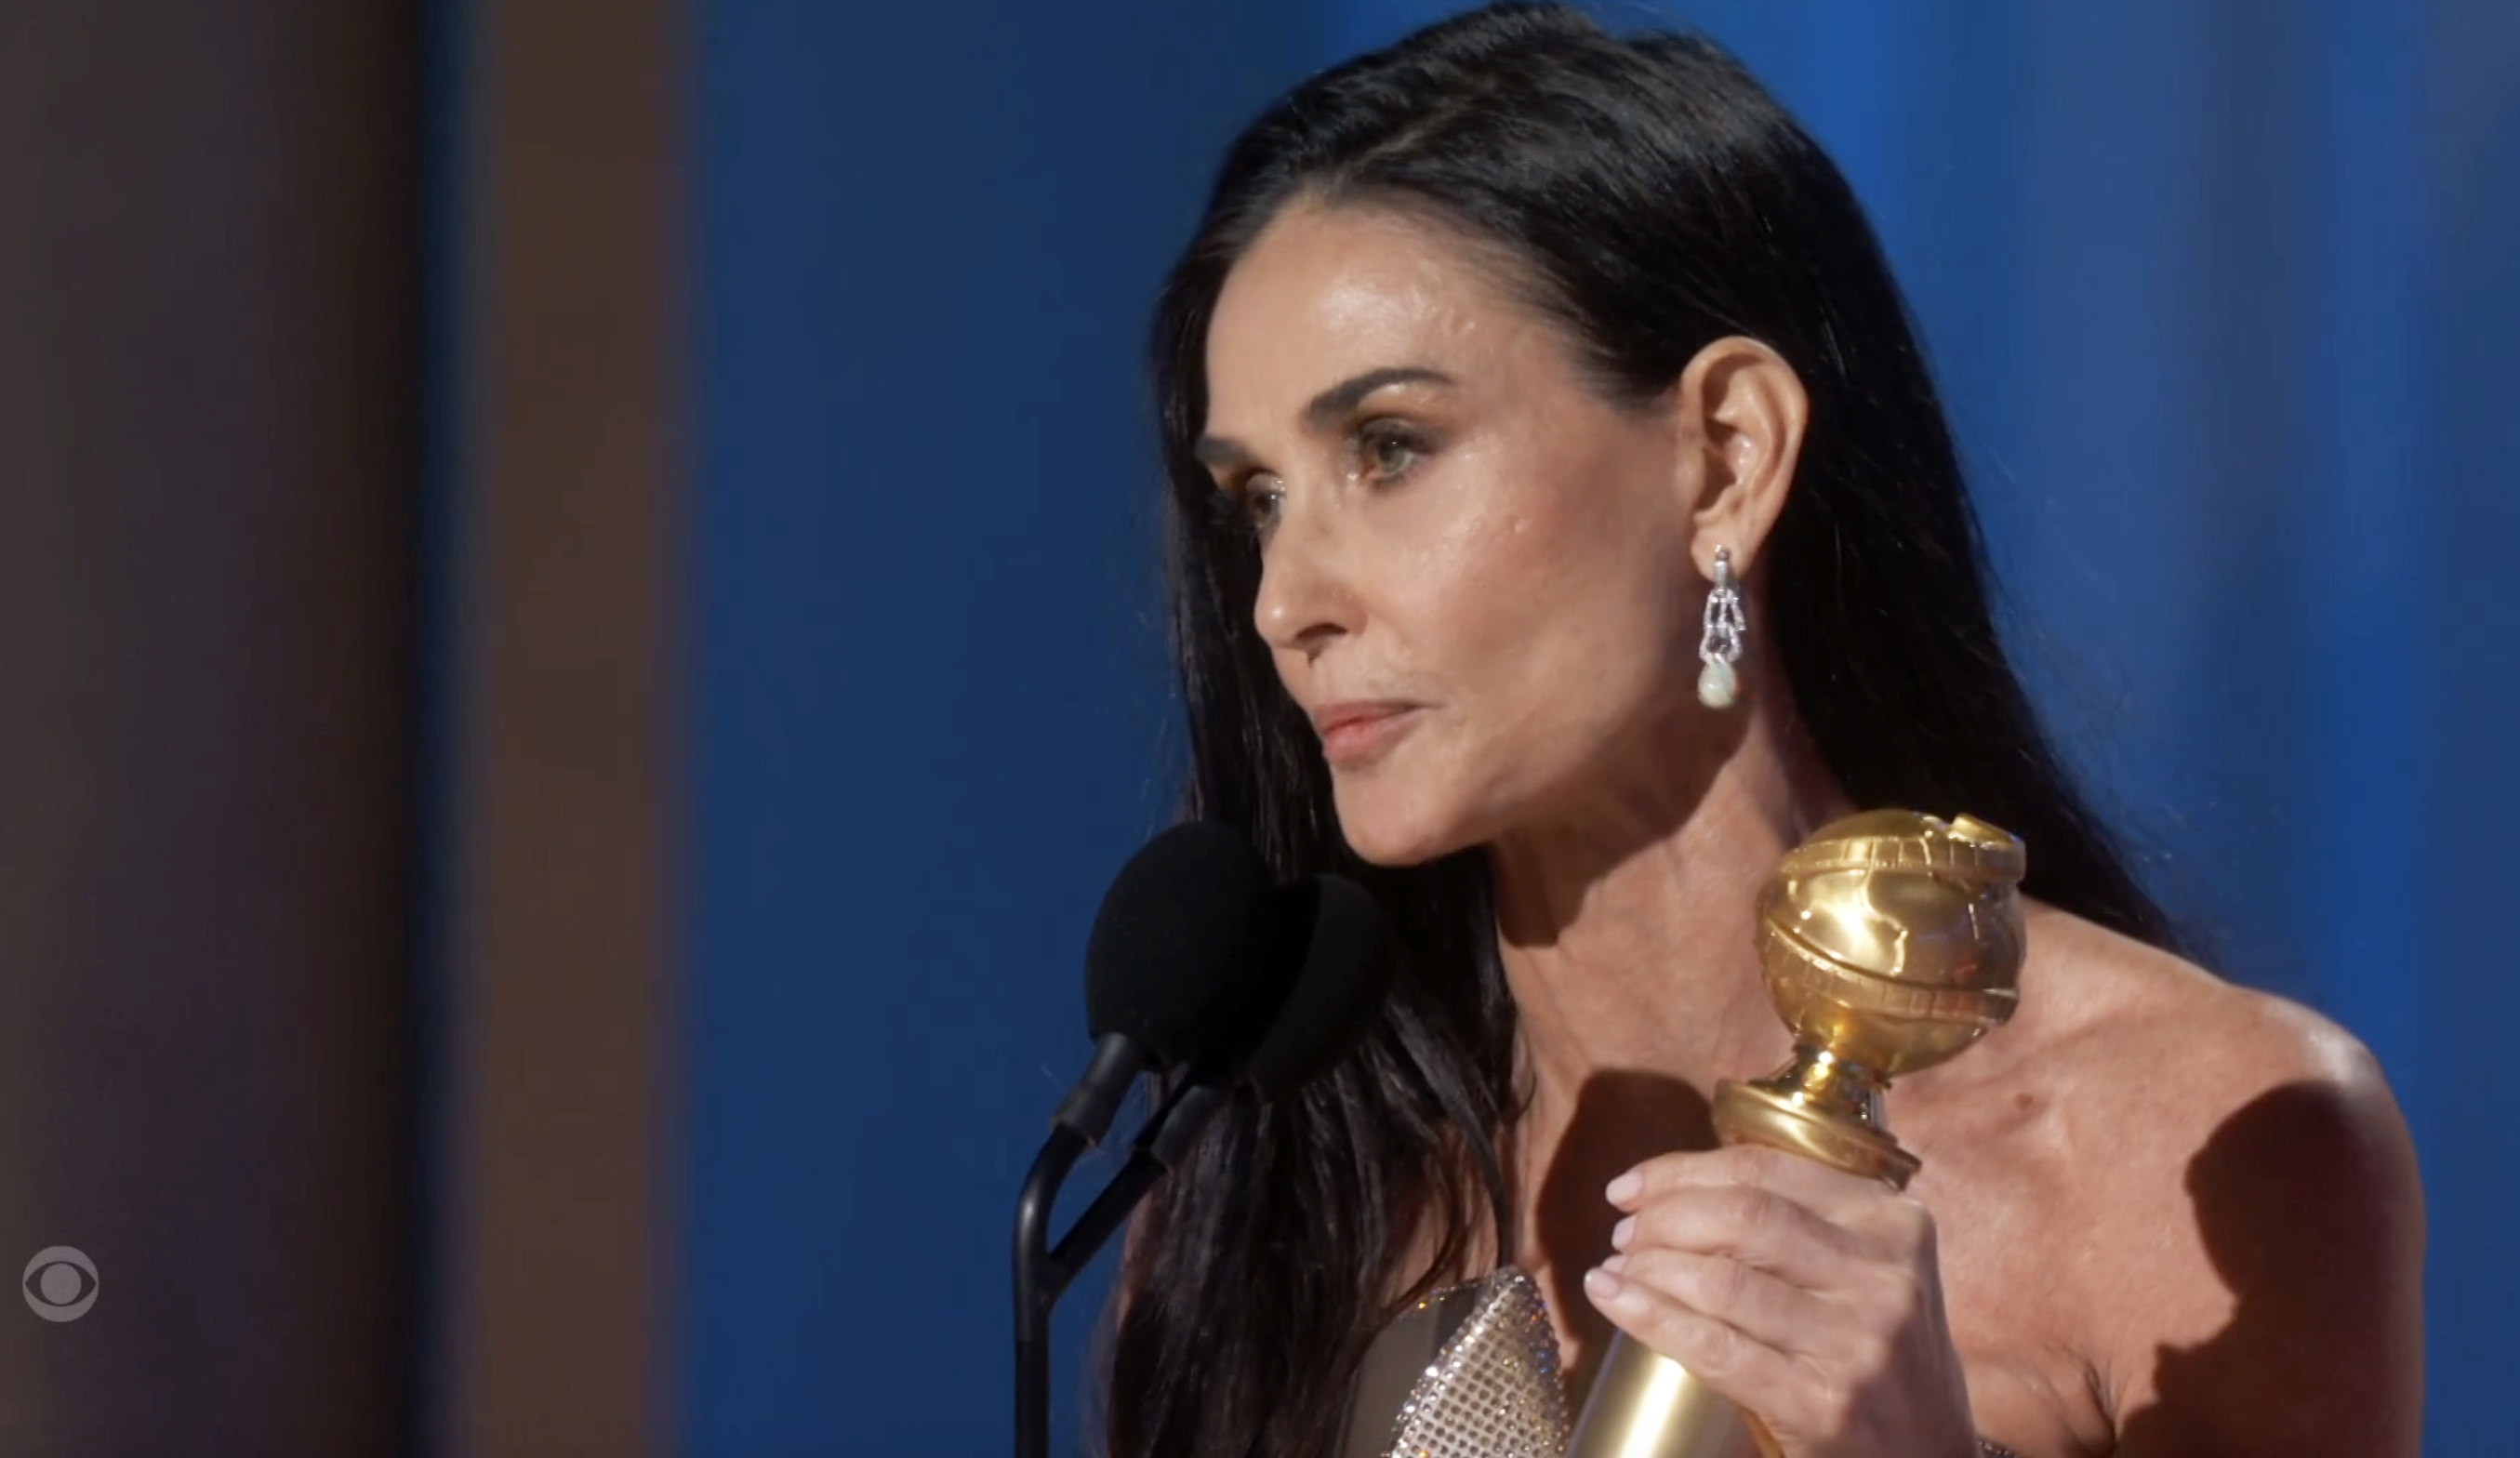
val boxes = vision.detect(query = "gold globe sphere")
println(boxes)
[1713,810,2027,1187]
[1755,809,2026,1077]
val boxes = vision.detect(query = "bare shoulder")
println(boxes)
[2014,904,2401,1136]
[2004,904,2424,1455]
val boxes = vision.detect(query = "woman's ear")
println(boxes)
[1669,336,1808,580]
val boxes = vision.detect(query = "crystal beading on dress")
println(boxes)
[1342,1271,2032,1458]
[1372,1269,1569,1458]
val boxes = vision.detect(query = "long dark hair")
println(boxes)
[1105,7,2178,1456]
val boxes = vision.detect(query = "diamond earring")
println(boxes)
[1697,547,1746,709]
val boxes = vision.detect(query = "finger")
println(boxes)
[1610,1179,1875,1289]
[1609,1147,1940,1273]
[1609,1143,1890,1222]
[1601,1247,1832,1355]
[1581,1263,1801,1414]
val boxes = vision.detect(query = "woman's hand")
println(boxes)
[1581,1144,1977,1458]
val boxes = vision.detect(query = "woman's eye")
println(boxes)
[1209,478,1281,537]
[1359,424,1426,481]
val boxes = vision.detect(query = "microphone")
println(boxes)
[1247,874,1396,1098]
[1053,820,1280,1144]
[1013,851,1395,1458]
[1041,870,1391,1300]
[1015,822,1290,1458]
[1137,871,1393,1170]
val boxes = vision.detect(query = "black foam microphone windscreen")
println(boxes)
[1136,870,1393,1171]
[1082,820,1278,1065]
[1243,872,1394,1101]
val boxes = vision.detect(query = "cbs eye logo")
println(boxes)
[23,1247,98,1322]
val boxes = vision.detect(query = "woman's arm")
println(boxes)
[2102,1037,2423,1457]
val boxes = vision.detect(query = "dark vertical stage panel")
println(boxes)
[0,3,420,1456]
[430,0,686,1454]
[430,0,684,1455]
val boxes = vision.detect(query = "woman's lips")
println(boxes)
[1317,706,1423,767]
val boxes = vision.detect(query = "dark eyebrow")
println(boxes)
[1193,365,1456,471]
[1302,365,1454,430]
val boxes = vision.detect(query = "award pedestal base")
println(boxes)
[1711,1059,1919,1190]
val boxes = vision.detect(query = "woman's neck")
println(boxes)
[1484,669,1853,1207]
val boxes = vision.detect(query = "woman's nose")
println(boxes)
[1252,495,1357,657]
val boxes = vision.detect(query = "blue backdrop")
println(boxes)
[690,2,2520,1451]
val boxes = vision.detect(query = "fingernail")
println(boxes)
[1602,1253,1627,1275]
[1610,1215,1635,1250]
[1584,1266,1628,1305]
[1606,1171,1642,1204]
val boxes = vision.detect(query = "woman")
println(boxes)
[1105,6,2423,1456]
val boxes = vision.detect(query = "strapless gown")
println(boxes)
[1336,1269,2022,1458]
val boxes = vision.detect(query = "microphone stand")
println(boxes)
[1013,1123,1086,1458]
[1012,1075,1230,1458]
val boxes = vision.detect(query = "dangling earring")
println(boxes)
[1697,547,1746,709]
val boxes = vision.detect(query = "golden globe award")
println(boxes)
[1565,810,2028,1458]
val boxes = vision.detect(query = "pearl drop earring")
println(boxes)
[1697,547,1746,709]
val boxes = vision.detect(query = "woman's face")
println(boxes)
[1200,202,1709,865]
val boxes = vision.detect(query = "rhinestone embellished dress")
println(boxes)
[1338,1269,2022,1458]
